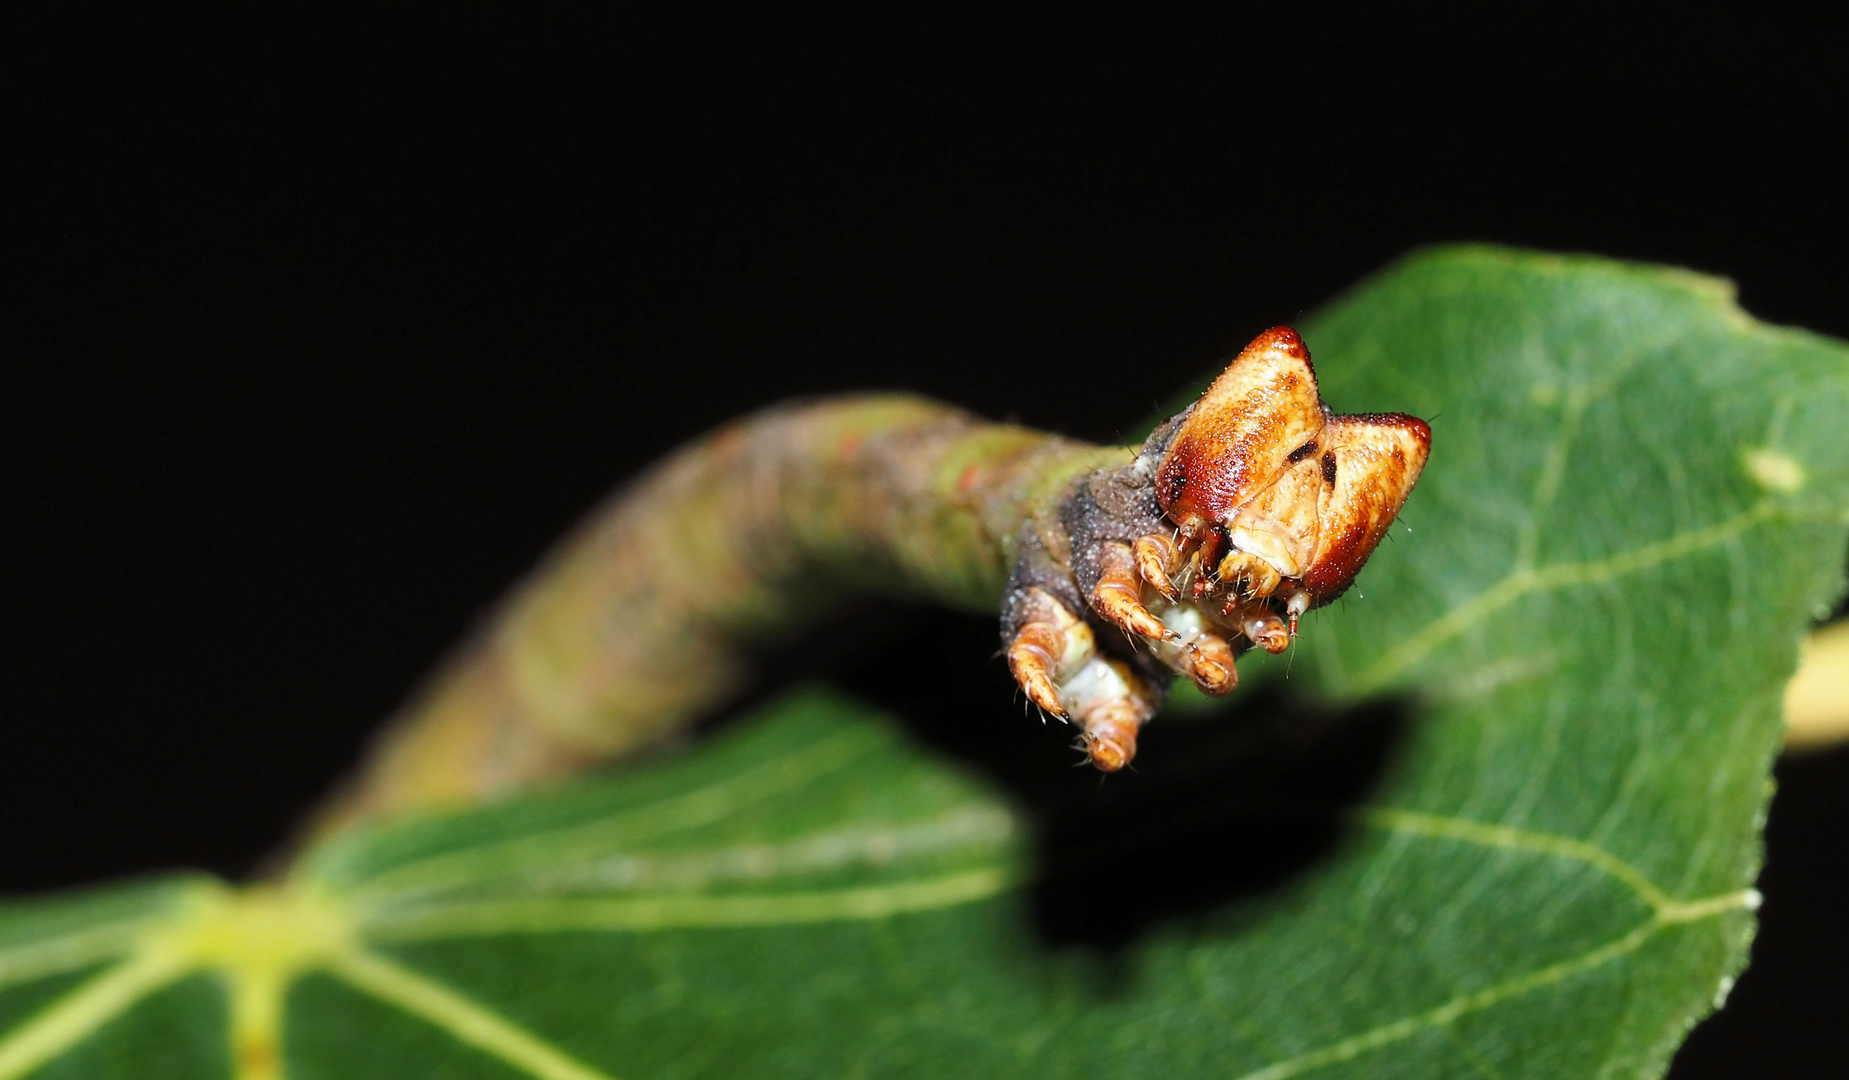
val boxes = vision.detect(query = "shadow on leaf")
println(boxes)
[730,600,1410,956]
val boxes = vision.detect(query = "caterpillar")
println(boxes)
[316,327,1427,833]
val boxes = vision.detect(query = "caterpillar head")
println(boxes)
[1153,326,1430,624]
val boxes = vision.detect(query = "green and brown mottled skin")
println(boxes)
[313,328,1429,835]
[314,397,1122,834]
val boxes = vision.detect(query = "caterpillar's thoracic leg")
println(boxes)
[1230,598,1291,654]
[1091,541,1174,643]
[1178,631,1239,694]
[1132,533,1181,601]
[1285,590,1311,639]
[1004,585,1161,768]
[1151,601,1239,695]
[1004,587,1095,719]
[1058,655,1159,771]
[1216,550,1282,600]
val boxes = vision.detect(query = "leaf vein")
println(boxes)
[325,946,618,1080]
[1350,501,1779,694]
[1353,806,1673,912]
[0,920,154,994]
[0,950,191,1080]
[361,867,1019,942]
[332,728,880,904]
[1229,891,1750,1080]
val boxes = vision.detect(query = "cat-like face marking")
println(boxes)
[1154,327,1430,609]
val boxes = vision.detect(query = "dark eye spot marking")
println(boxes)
[1286,441,1319,464]
[1321,451,1338,485]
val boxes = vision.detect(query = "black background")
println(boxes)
[7,19,1845,1076]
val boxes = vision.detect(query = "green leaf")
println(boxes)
[5,245,1846,1079]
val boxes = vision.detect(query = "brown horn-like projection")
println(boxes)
[1154,326,1326,529]
[1298,412,1431,601]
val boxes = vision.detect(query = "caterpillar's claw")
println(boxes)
[1216,550,1282,599]
[1092,541,1174,643]
[1132,533,1181,601]
[1143,601,1240,696]
[1008,634,1066,718]
[1232,599,1290,654]
[1285,590,1311,639]
[1081,707,1138,772]
[1005,587,1095,719]
[1178,627,1239,695]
